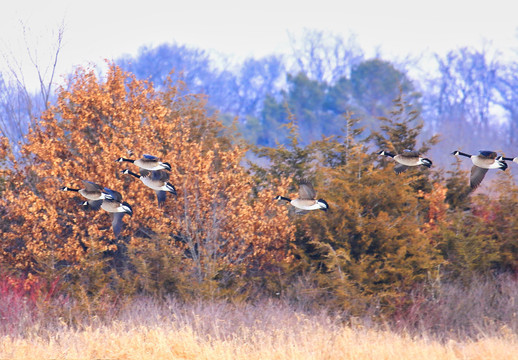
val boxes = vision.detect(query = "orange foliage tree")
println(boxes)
[0,64,294,296]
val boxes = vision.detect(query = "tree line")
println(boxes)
[0,63,517,316]
[0,30,517,316]
[114,31,517,163]
[2,30,516,164]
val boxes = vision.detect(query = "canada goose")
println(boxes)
[275,180,329,214]
[378,150,432,174]
[452,150,508,189]
[121,169,177,206]
[60,180,107,210]
[496,155,518,164]
[100,187,133,237]
[116,154,171,171]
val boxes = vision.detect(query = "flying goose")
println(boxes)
[275,180,329,214]
[116,154,172,171]
[378,150,432,174]
[452,150,508,189]
[496,155,518,164]
[60,180,107,210]
[121,169,177,206]
[100,187,133,237]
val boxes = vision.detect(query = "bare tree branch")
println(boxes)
[0,19,64,149]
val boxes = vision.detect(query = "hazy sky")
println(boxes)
[1,0,517,89]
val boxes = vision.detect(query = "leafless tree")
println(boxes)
[0,20,64,150]
[288,29,363,84]
[426,47,499,137]
[495,61,518,146]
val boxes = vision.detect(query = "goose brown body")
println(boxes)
[121,169,177,206]
[100,188,133,236]
[275,180,329,214]
[378,150,432,174]
[61,180,107,210]
[116,154,171,171]
[452,150,508,189]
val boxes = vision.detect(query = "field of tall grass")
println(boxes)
[1,275,518,359]
[0,298,517,359]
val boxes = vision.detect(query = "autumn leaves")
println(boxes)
[0,65,294,275]
[2,62,517,311]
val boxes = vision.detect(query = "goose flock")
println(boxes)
[60,149,516,236]
[377,149,510,189]
[277,149,514,213]
[61,154,177,236]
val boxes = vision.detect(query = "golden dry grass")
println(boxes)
[1,298,517,360]
[2,321,518,359]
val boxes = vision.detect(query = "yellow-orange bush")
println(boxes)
[421,182,449,233]
[0,64,295,295]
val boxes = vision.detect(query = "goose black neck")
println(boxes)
[125,170,141,178]
[382,151,395,158]
[278,196,291,202]
[63,187,79,192]
[120,158,135,163]
[502,157,514,161]
[456,151,471,158]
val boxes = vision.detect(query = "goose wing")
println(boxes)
[151,169,170,181]
[394,164,410,174]
[142,154,159,161]
[155,190,166,206]
[110,212,125,237]
[470,165,488,189]
[298,180,316,200]
[400,150,420,158]
[479,150,497,159]
[103,187,122,202]
[87,199,103,210]
[82,180,103,192]
[139,168,151,177]
[294,208,309,215]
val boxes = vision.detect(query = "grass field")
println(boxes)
[1,297,517,360]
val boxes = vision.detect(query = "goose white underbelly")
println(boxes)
[472,157,501,169]
[394,155,420,166]
[101,201,126,213]
[290,199,322,210]
[141,177,166,191]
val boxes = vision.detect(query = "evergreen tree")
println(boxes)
[371,93,439,194]
[443,157,472,210]
[250,115,315,191]
[303,115,441,311]
[252,112,443,312]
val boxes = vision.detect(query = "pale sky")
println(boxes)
[1,0,517,90]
